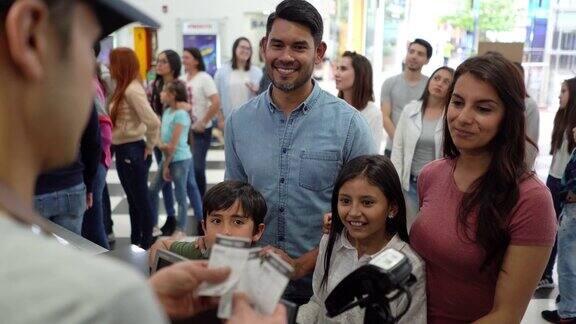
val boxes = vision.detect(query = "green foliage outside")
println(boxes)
[440,0,517,38]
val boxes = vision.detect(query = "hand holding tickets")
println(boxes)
[197,235,294,319]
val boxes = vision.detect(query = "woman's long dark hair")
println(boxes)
[337,51,374,111]
[184,47,206,72]
[231,37,252,71]
[442,54,530,272]
[150,50,182,116]
[420,66,454,113]
[321,155,408,289]
[551,77,576,154]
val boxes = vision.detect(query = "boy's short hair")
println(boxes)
[203,181,267,230]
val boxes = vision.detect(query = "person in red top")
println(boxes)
[410,53,557,323]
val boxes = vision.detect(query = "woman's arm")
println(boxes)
[160,122,184,181]
[391,108,409,177]
[473,245,552,324]
[193,94,221,133]
[202,94,221,125]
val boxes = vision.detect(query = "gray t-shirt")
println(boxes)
[0,215,168,324]
[381,73,428,150]
[411,117,440,176]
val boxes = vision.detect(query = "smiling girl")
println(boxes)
[297,155,426,324]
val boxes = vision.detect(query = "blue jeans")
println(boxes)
[34,183,87,235]
[81,164,110,249]
[149,159,190,232]
[545,175,564,278]
[405,175,419,228]
[114,141,154,249]
[558,203,576,318]
[152,147,176,218]
[192,127,213,196]
[187,158,203,222]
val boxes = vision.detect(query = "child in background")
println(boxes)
[148,80,192,238]
[149,180,266,262]
[297,155,426,324]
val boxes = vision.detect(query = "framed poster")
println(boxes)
[181,20,220,77]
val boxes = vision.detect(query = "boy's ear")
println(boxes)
[252,223,265,242]
[201,220,207,234]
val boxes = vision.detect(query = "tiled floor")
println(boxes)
[108,109,561,323]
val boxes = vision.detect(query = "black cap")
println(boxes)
[93,0,160,39]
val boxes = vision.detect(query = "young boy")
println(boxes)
[149,180,266,263]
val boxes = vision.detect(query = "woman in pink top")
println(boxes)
[410,53,557,323]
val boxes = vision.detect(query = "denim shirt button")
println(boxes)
[279,236,285,242]
[279,207,285,213]
[280,178,285,183]
[280,119,285,124]
[282,148,287,154]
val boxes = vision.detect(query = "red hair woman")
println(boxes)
[109,47,160,249]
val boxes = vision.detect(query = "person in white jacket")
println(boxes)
[391,67,454,226]
[335,51,383,153]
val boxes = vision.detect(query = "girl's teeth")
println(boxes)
[350,221,364,226]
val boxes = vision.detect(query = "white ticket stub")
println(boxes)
[197,235,251,296]
[197,235,294,318]
[244,252,293,315]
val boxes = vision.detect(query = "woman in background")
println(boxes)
[214,37,262,125]
[147,49,182,236]
[109,47,160,249]
[391,66,454,225]
[540,77,576,289]
[181,47,220,198]
[334,51,383,152]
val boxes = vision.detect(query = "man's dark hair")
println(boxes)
[266,0,324,45]
[203,181,267,232]
[1,0,74,53]
[410,38,433,60]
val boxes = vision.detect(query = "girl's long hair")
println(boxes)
[164,80,188,104]
[337,51,374,111]
[109,47,141,125]
[321,155,408,290]
[184,47,206,72]
[442,53,530,272]
[551,77,576,154]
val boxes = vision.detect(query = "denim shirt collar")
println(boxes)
[265,79,321,115]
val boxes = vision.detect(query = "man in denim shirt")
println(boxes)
[225,0,376,304]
